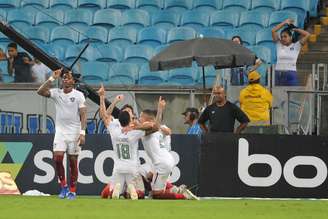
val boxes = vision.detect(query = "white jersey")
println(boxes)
[159,125,171,151]
[275,41,301,71]
[107,122,145,174]
[50,88,86,134]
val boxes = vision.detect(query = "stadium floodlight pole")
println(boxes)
[0,21,120,118]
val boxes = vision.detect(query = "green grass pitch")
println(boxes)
[0,196,327,219]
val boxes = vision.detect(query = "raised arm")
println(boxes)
[272,19,293,42]
[156,96,165,124]
[37,68,61,97]
[294,28,311,45]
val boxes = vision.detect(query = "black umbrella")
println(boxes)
[149,37,256,89]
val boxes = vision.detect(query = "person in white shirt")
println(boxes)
[32,58,51,83]
[37,69,87,200]
[272,19,310,86]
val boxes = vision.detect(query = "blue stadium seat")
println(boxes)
[124,45,155,63]
[138,64,168,85]
[239,11,269,32]
[229,28,256,46]
[121,9,150,31]
[255,29,277,63]
[81,61,110,84]
[7,9,35,30]
[152,11,180,31]
[107,0,135,10]
[181,11,210,32]
[210,11,240,32]
[79,26,108,44]
[0,10,6,21]
[50,0,77,10]
[47,43,66,60]
[198,27,225,39]
[251,0,280,13]
[26,26,50,44]
[21,0,50,11]
[249,45,273,64]
[27,115,39,134]
[0,32,10,44]
[136,0,163,15]
[95,45,123,62]
[137,27,167,48]
[164,0,192,14]
[108,26,138,49]
[78,0,106,10]
[196,66,217,88]
[310,0,319,17]
[0,61,8,75]
[154,44,169,54]
[13,113,23,134]
[92,9,121,30]
[35,10,64,31]
[50,26,79,47]
[0,0,20,8]
[108,63,140,85]
[168,67,198,85]
[268,11,300,28]
[65,45,100,62]
[167,27,196,43]
[192,0,223,12]
[222,0,251,13]
[64,9,93,33]
[281,0,309,25]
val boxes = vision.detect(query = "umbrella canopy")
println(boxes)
[149,37,256,72]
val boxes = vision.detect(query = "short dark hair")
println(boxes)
[118,111,130,127]
[7,42,17,49]
[231,36,243,45]
[142,109,157,118]
[281,27,292,37]
[121,104,134,113]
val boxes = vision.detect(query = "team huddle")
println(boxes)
[37,69,198,200]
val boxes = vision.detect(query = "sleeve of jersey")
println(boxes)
[79,93,86,108]
[49,88,58,100]
[295,41,302,51]
[131,130,146,141]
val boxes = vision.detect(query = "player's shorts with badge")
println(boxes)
[53,132,81,155]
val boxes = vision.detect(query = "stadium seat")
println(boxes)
[309,0,319,17]
[123,45,155,63]
[26,26,50,44]
[167,27,196,43]
[192,0,223,12]
[95,45,123,62]
[137,27,167,48]
[21,0,50,11]
[268,11,300,28]
[0,0,20,8]
[0,32,10,44]
[239,11,269,32]
[106,0,135,10]
[229,28,256,46]
[0,10,6,21]
[249,45,273,64]
[168,67,198,85]
[251,0,280,13]
[35,10,64,31]
[64,9,93,33]
[281,0,310,25]
[108,26,138,49]
[65,45,100,62]
[198,27,225,39]
[50,26,79,47]
[77,0,106,10]
[222,0,251,13]
[92,9,121,30]
[136,0,163,15]
[138,64,168,85]
[210,11,240,32]
[81,61,110,84]
[50,0,77,10]
[13,113,22,134]
[152,11,180,31]
[181,11,210,32]
[7,9,35,30]
[154,44,169,54]
[108,63,140,85]
[121,9,150,31]
[196,66,218,88]
[79,26,108,44]
[164,0,192,14]
[255,29,277,63]
[47,43,66,60]
[27,115,39,134]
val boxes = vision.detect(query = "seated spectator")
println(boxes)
[182,107,202,135]
[239,71,273,125]
[198,86,249,133]
[32,58,51,83]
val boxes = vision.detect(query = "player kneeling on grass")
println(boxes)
[37,69,87,200]
[98,85,158,200]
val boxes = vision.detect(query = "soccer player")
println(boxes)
[37,69,87,200]
[98,84,157,200]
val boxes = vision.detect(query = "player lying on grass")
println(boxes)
[37,69,87,200]
[98,84,158,200]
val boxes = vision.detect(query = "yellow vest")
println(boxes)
[239,84,273,123]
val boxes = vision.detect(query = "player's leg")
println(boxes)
[126,174,139,200]
[66,140,81,200]
[134,175,145,199]
[111,172,124,199]
[165,182,199,200]
[151,173,185,200]
[101,183,113,199]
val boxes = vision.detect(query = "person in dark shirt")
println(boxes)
[198,86,249,133]
[7,42,34,83]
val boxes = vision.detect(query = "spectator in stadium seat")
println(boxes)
[7,42,34,83]
[182,107,202,135]
[272,19,310,86]
[32,58,51,83]
[198,86,249,133]
[239,71,273,125]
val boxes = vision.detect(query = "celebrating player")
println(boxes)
[37,69,87,200]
